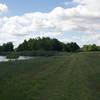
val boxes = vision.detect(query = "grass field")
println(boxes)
[0,52,100,100]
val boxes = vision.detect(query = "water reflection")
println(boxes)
[0,56,33,62]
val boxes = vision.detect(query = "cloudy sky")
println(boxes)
[0,0,100,46]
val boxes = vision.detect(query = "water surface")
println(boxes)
[0,56,33,62]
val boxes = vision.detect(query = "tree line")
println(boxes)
[0,37,80,52]
[82,44,100,51]
[0,37,100,53]
[17,37,80,52]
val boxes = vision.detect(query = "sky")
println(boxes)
[0,0,100,46]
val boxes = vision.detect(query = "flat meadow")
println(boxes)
[0,52,100,100]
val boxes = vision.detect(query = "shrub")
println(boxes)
[6,52,19,59]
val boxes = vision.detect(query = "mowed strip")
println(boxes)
[0,53,100,100]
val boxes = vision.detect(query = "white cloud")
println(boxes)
[0,0,100,46]
[0,3,8,13]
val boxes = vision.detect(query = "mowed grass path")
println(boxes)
[0,52,100,100]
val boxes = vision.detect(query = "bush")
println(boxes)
[6,52,19,59]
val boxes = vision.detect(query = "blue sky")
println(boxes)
[0,0,66,16]
[0,0,100,46]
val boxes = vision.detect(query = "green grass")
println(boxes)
[0,52,100,100]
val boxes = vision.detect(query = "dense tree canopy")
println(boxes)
[2,37,100,53]
[17,37,63,51]
[3,37,97,53]
[0,42,14,52]
[16,37,80,52]
[82,44,100,51]
[1,37,100,53]
[64,42,80,52]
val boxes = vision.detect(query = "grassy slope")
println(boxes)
[0,52,100,100]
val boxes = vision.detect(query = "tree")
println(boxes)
[82,44,97,51]
[51,39,63,51]
[0,46,3,52]
[17,40,29,51]
[91,44,97,51]
[2,42,14,52]
[64,42,80,52]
